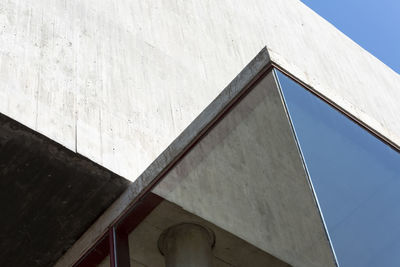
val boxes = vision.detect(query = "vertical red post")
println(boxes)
[109,226,131,267]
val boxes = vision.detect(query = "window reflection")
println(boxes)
[276,69,400,267]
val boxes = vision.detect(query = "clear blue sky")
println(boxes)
[301,0,400,74]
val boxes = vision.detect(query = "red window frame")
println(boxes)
[73,193,163,267]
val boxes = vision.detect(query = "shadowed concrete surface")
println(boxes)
[0,113,130,267]
[55,48,273,267]
[126,199,291,267]
[154,71,336,267]
[57,53,336,266]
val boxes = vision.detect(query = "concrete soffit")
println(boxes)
[56,46,274,267]
[56,46,347,266]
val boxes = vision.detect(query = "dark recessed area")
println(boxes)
[0,114,130,267]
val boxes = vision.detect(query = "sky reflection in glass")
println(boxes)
[275,70,400,267]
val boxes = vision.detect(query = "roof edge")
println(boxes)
[55,47,273,267]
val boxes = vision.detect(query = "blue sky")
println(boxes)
[301,0,400,73]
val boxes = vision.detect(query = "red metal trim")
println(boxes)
[117,193,164,235]
[109,226,130,267]
[108,194,163,267]
[109,227,117,267]
[116,231,131,267]
[73,193,163,267]
[73,233,109,267]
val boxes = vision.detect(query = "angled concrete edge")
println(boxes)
[55,47,273,267]
[58,42,395,266]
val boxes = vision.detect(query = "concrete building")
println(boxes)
[1,0,399,266]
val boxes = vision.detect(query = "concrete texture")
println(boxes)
[153,71,336,267]
[5,1,393,266]
[55,48,272,267]
[0,113,129,267]
[128,200,290,267]
[158,223,215,267]
[1,0,399,186]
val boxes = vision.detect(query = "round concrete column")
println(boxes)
[158,223,215,267]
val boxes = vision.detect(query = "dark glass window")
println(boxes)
[276,69,400,267]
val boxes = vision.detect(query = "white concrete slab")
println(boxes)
[1,0,399,183]
[55,48,272,267]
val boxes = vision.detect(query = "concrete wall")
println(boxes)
[1,0,399,182]
[55,49,273,267]
[153,72,336,267]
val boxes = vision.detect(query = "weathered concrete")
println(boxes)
[0,113,129,267]
[158,223,215,267]
[55,48,272,267]
[5,1,396,266]
[57,58,336,267]
[129,199,290,267]
[1,0,399,185]
[153,71,335,267]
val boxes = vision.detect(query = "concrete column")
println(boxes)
[158,223,215,267]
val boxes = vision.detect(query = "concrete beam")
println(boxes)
[55,47,272,267]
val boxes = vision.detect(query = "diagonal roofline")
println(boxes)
[56,46,274,267]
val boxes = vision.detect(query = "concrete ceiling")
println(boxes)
[0,113,129,267]
[127,199,291,267]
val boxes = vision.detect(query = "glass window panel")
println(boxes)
[276,69,400,267]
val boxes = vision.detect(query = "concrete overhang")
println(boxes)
[2,0,399,186]
[57,48,337,267]
[2,1,399,265]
